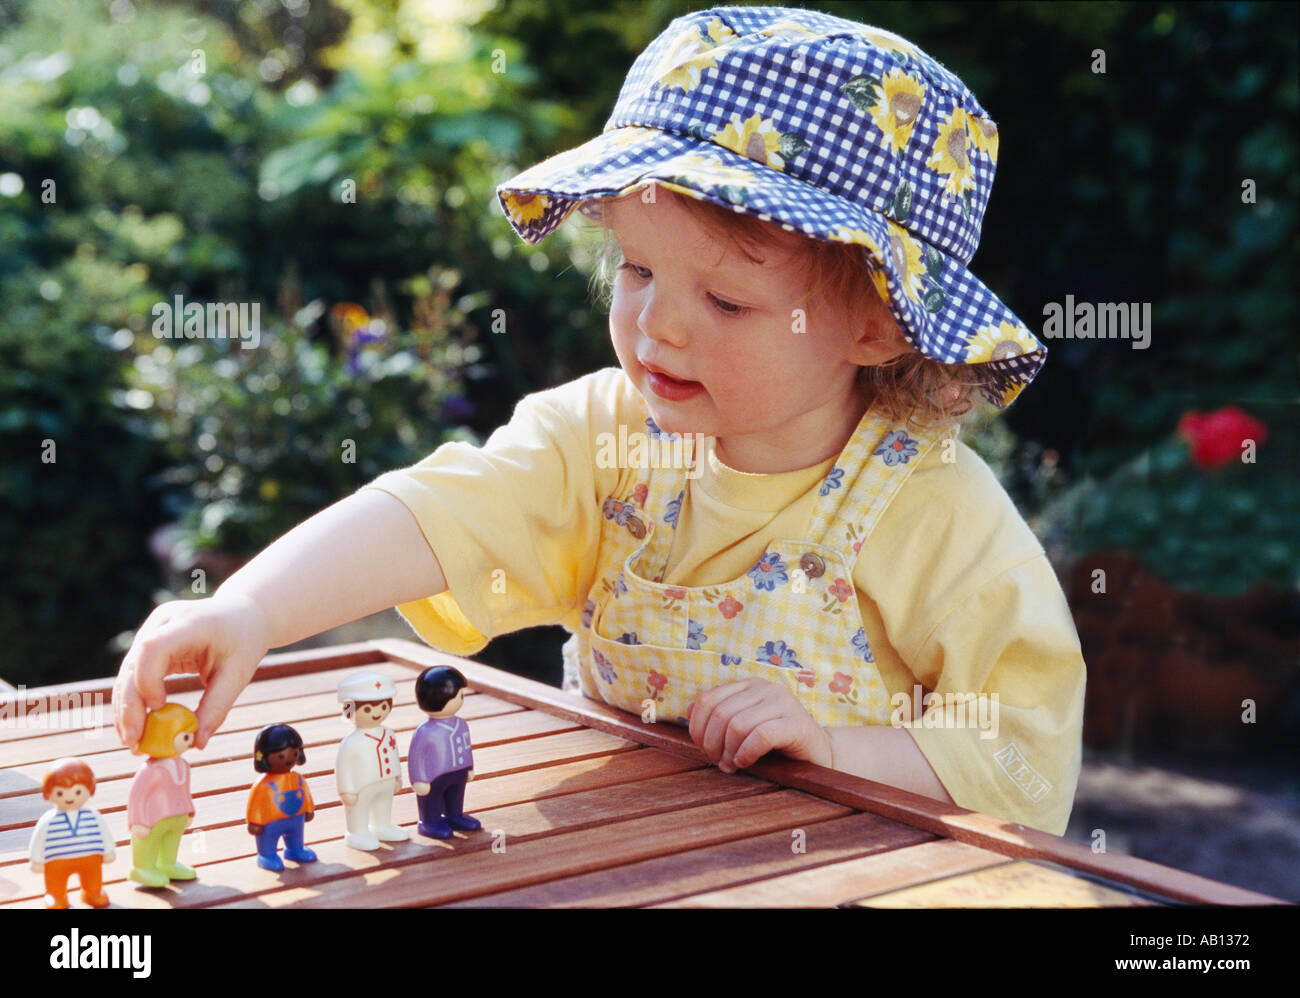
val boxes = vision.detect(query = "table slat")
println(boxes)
[658,839,1014,907]
[447,810,933,908]
[33,768,775,909]
[0,722,643,866]
[848,860,1159,907]
[209,788,851,908]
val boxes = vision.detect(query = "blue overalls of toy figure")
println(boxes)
[247,724,320,872]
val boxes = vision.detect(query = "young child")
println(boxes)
[113,7,1084,835]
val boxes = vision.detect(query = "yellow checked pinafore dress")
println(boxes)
[561,401,951,729]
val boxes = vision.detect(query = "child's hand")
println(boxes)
[112,591,271,751]
[687,679,832,773]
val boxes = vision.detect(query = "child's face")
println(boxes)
[606,189,910,473]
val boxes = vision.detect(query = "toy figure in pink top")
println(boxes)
[127,702,198,887]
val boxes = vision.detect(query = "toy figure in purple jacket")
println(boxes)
[409,666,482,839]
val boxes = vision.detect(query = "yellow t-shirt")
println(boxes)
[358,367,1085,835]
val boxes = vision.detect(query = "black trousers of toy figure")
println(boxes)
[417,768,481,839]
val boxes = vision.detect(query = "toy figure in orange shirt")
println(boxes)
[247,724,318,872]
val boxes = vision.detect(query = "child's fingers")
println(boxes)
[703,693,771,766]
[691,682,762,761]
[116,620,211,747]
[718,702,786,771]
[113,632,170,748]
[193,649,258,749]
[112,662,146,749]
[730,718,788,771]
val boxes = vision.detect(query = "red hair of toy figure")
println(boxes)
[29,757,116,909]
[247,723,319,871]
[127,703,199,887]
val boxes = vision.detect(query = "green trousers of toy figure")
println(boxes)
[129,814,196,887]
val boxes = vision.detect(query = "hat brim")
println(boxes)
[498,126,1044,409]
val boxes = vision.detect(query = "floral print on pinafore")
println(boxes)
[562,404,948,728]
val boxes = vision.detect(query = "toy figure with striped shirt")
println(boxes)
[29,757,116,909]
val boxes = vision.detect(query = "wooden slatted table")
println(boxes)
[0,638,1283,909]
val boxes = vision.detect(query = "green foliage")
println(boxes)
[0,263,165,685]
[0,0,537,679]
[1034,416,1299,596]
[127,274,472,561]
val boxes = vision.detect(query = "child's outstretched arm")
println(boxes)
[113,490,448,750]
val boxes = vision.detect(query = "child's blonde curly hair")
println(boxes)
[580,191,991,432]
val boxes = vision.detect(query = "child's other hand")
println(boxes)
[112,591,271,751]
[687,679,832,773]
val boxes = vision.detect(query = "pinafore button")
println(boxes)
[799,552,826,578]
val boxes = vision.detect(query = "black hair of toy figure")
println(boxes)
[415,666,468,713]
[253,723,307,773]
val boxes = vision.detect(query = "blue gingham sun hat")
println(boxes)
[496,5,1045,408]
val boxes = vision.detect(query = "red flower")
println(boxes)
[797,670,816,688]
[633,483,648,506]
[829,672,853,695]
[664,587,686,600]
[718,595,744,618]
[647,670,667,691]
[1177,406,1268,470]
[827,578,852,603]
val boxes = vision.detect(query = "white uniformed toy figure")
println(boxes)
[335,672,409,851]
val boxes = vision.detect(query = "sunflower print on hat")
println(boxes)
[671,151,755,187]
[928,107,975,197]
[653,17,738,92]
[964,320,1040,364]
[604,125,662,150]
[760,19,820,41]
[502,191,549,229]
[852,25,921,63]
[652,150,757,204]
[712,113,810,170]
[830,224,906,309]
[882,221,928,303]
[967,114,1000,164]
[990,377,1030,409]
[870,68,926,155]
